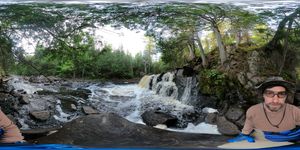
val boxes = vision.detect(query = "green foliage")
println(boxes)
[0,36,14,76]
[157,34,190,68]
[132,53,144,76]
[251,24,273,46]
[12,42,155,79]
[198,69,227,98]
[151,61,170,74]
[95,49,134,79]
[57,60,75,77]
[1,2,298,82]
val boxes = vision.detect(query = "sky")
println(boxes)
[9,0,300,56]
[21,26,148,57]
[95,26,148,56]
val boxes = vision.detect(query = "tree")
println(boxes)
[228,7,262,47]
[196,5,227,65]
[143,37,155,74]
[264,7,300,76]
[0,4,98,78]
[0,36,13,76]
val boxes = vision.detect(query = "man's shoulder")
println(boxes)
[286,103,300,110]
[249,103,262,109]
[247,103,262,113]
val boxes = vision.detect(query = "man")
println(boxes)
[229,76,300,143]
[0,109,25,143]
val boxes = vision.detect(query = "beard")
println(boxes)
[265,103,285,112]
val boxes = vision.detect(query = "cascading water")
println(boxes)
[8,75,219,134]
[152,72,178,99]
[9,76,44,94]
[143,71,198,105]
[86,82,194,125]
[179,77,195,104]
[137,72,219,134]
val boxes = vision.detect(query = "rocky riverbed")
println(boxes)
[0,75,238,148]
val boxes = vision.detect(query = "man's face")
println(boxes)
[263,86,287,112]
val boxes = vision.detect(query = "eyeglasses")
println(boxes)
[263,90,287,98]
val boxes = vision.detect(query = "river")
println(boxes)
[8,75,219,135]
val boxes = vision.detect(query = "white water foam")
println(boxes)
[8,77,43,95]
[168,122,220,134]
[53,100,72,122]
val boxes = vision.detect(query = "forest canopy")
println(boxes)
[0,2,299,80]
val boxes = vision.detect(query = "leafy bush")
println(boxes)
[198,69,227,98]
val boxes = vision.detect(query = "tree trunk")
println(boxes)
[144,61,147,74]
[195,32,207,67]
[243,31,251,45]
[82,68,85,78]
[187,42,195,62]
[212,25,227,65]
[267,8,300,49]
[235,30,242,48]
[72,53,76,79]
[279,19,293,75]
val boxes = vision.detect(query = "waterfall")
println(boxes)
[151,72,178,100]
[139,71,198,105]
[8,76,219,134]
[180,77,192,104]
[138,75,152,89]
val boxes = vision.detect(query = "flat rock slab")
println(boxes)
[36,113,231,148]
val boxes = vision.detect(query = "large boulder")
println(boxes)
[225,107,244,122]
[30,111,51,121]
[36,113,230,148]
[217,116,240,135]
[141,110,178,127]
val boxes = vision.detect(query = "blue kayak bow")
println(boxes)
[264,126,300,142]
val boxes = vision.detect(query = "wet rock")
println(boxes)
[11,90,22,99]
[59,88,91,100]
[205,113,217,125]
[225,107,244,121]
[30,111,51,121]
[0,93,19,114]
[61,82,73,87]
[20,95,30,104]
[36,90,56,95]
[174,75,198,105]
[175,66,195,77]
[21,126,62,141]
[141,110,178,127]
[82,106,98,115]
[175,68,184,77]
[197,95,218,109]
[217,116,240,135]
[0,82,13,93]
[17,89,27,94]
[36,113,231,148]
[29,75,51,83]
[71,104,77,111]
[57,95,79,112]
[96,89,108,94]
[182,66,195,77]
[47,76,63,83]
[236,115,246,128]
